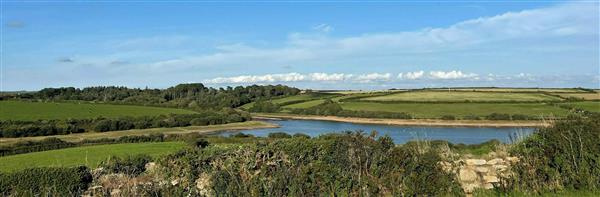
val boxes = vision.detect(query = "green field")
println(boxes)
[552,93,600,100]
[361,91,562,102]
[560,101,600,112]
[0,142,187,172]
[340,102,569,118]
[427,88,586,93]
[0,101,195,121]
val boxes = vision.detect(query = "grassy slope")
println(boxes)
[0,101,195,121]
[0,142,186,172]
[361,91,562,102]
[0,121,275,145]
[340,102,569,118]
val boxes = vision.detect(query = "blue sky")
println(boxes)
[2,1,599,90]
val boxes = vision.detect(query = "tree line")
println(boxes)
[15,83,300,109]
[0,109,251,138]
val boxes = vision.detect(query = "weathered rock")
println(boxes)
[171,179,180,186]
[486,158,504,165]
[459,168,478,182]
[483,175,499,183]
[466,159,486,166]
[475,167,489,173]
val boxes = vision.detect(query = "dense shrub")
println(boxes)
[0,166,92,196]
[188,138,210,149]
[158,131,463,196]
[0,137,76,156]
[500,114,600,193]
[267,132,292,138]
[248,100,281,113]
[100,154,152,176]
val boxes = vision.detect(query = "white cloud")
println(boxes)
[429,70,479,79]
[398,71,425,80]
[204,71,485,84]
[356,73,392,82]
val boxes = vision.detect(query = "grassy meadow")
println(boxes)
[241,88,594,119]
[551,92,600,100]
[0,142,186,172]
[0,100,195,121]
[360,91,562,102]
[340,102,569,118]
[559,101,600,112]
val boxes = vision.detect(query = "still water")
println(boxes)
[222,119,535,145]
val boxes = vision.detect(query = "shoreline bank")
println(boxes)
[253,113,550,128]
[0,121,279,145]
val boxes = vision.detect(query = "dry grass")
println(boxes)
[361,91,562,102]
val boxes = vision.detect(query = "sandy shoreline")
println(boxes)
[253,113,550,128]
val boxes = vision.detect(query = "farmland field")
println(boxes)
[551,93,600,100]
[559,101,600,112]
[0,142,186,172]
[340,102,569,118]
[427,88,586,93]
[360,91,562,102]
[0,100,195,121]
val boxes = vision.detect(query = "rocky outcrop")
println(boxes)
[452,157,519,194]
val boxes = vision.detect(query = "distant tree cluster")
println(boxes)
[0,109,250,138]
[18,83,300,109]
[248,100,281,113]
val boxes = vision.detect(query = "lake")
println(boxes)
[222,119,535,144]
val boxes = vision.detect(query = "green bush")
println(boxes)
[0,166,92,196]
[441,115,456,120]
[501,114,600,193]
[100,154,152,176]
[158,131,463,196]
[268,132,292,138]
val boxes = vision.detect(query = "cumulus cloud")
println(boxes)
[356,73,392,82]
[398,71,425,80]
[204,71,488,84]
[428,70,478,79]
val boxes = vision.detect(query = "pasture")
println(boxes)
[0,100,195,121]
[560,102,600,113]
[360,91,562,102]
[426,88,587,93]
[551,93,600,100]
[0,142,186,172]
[340,102,569,118]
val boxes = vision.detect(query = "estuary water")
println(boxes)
[222,119,535,144]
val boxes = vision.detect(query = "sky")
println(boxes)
[1,1,599,91]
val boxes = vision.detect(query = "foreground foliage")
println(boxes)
[159,132,464,196]
[0,166,92,196]
[500,114,600,193]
